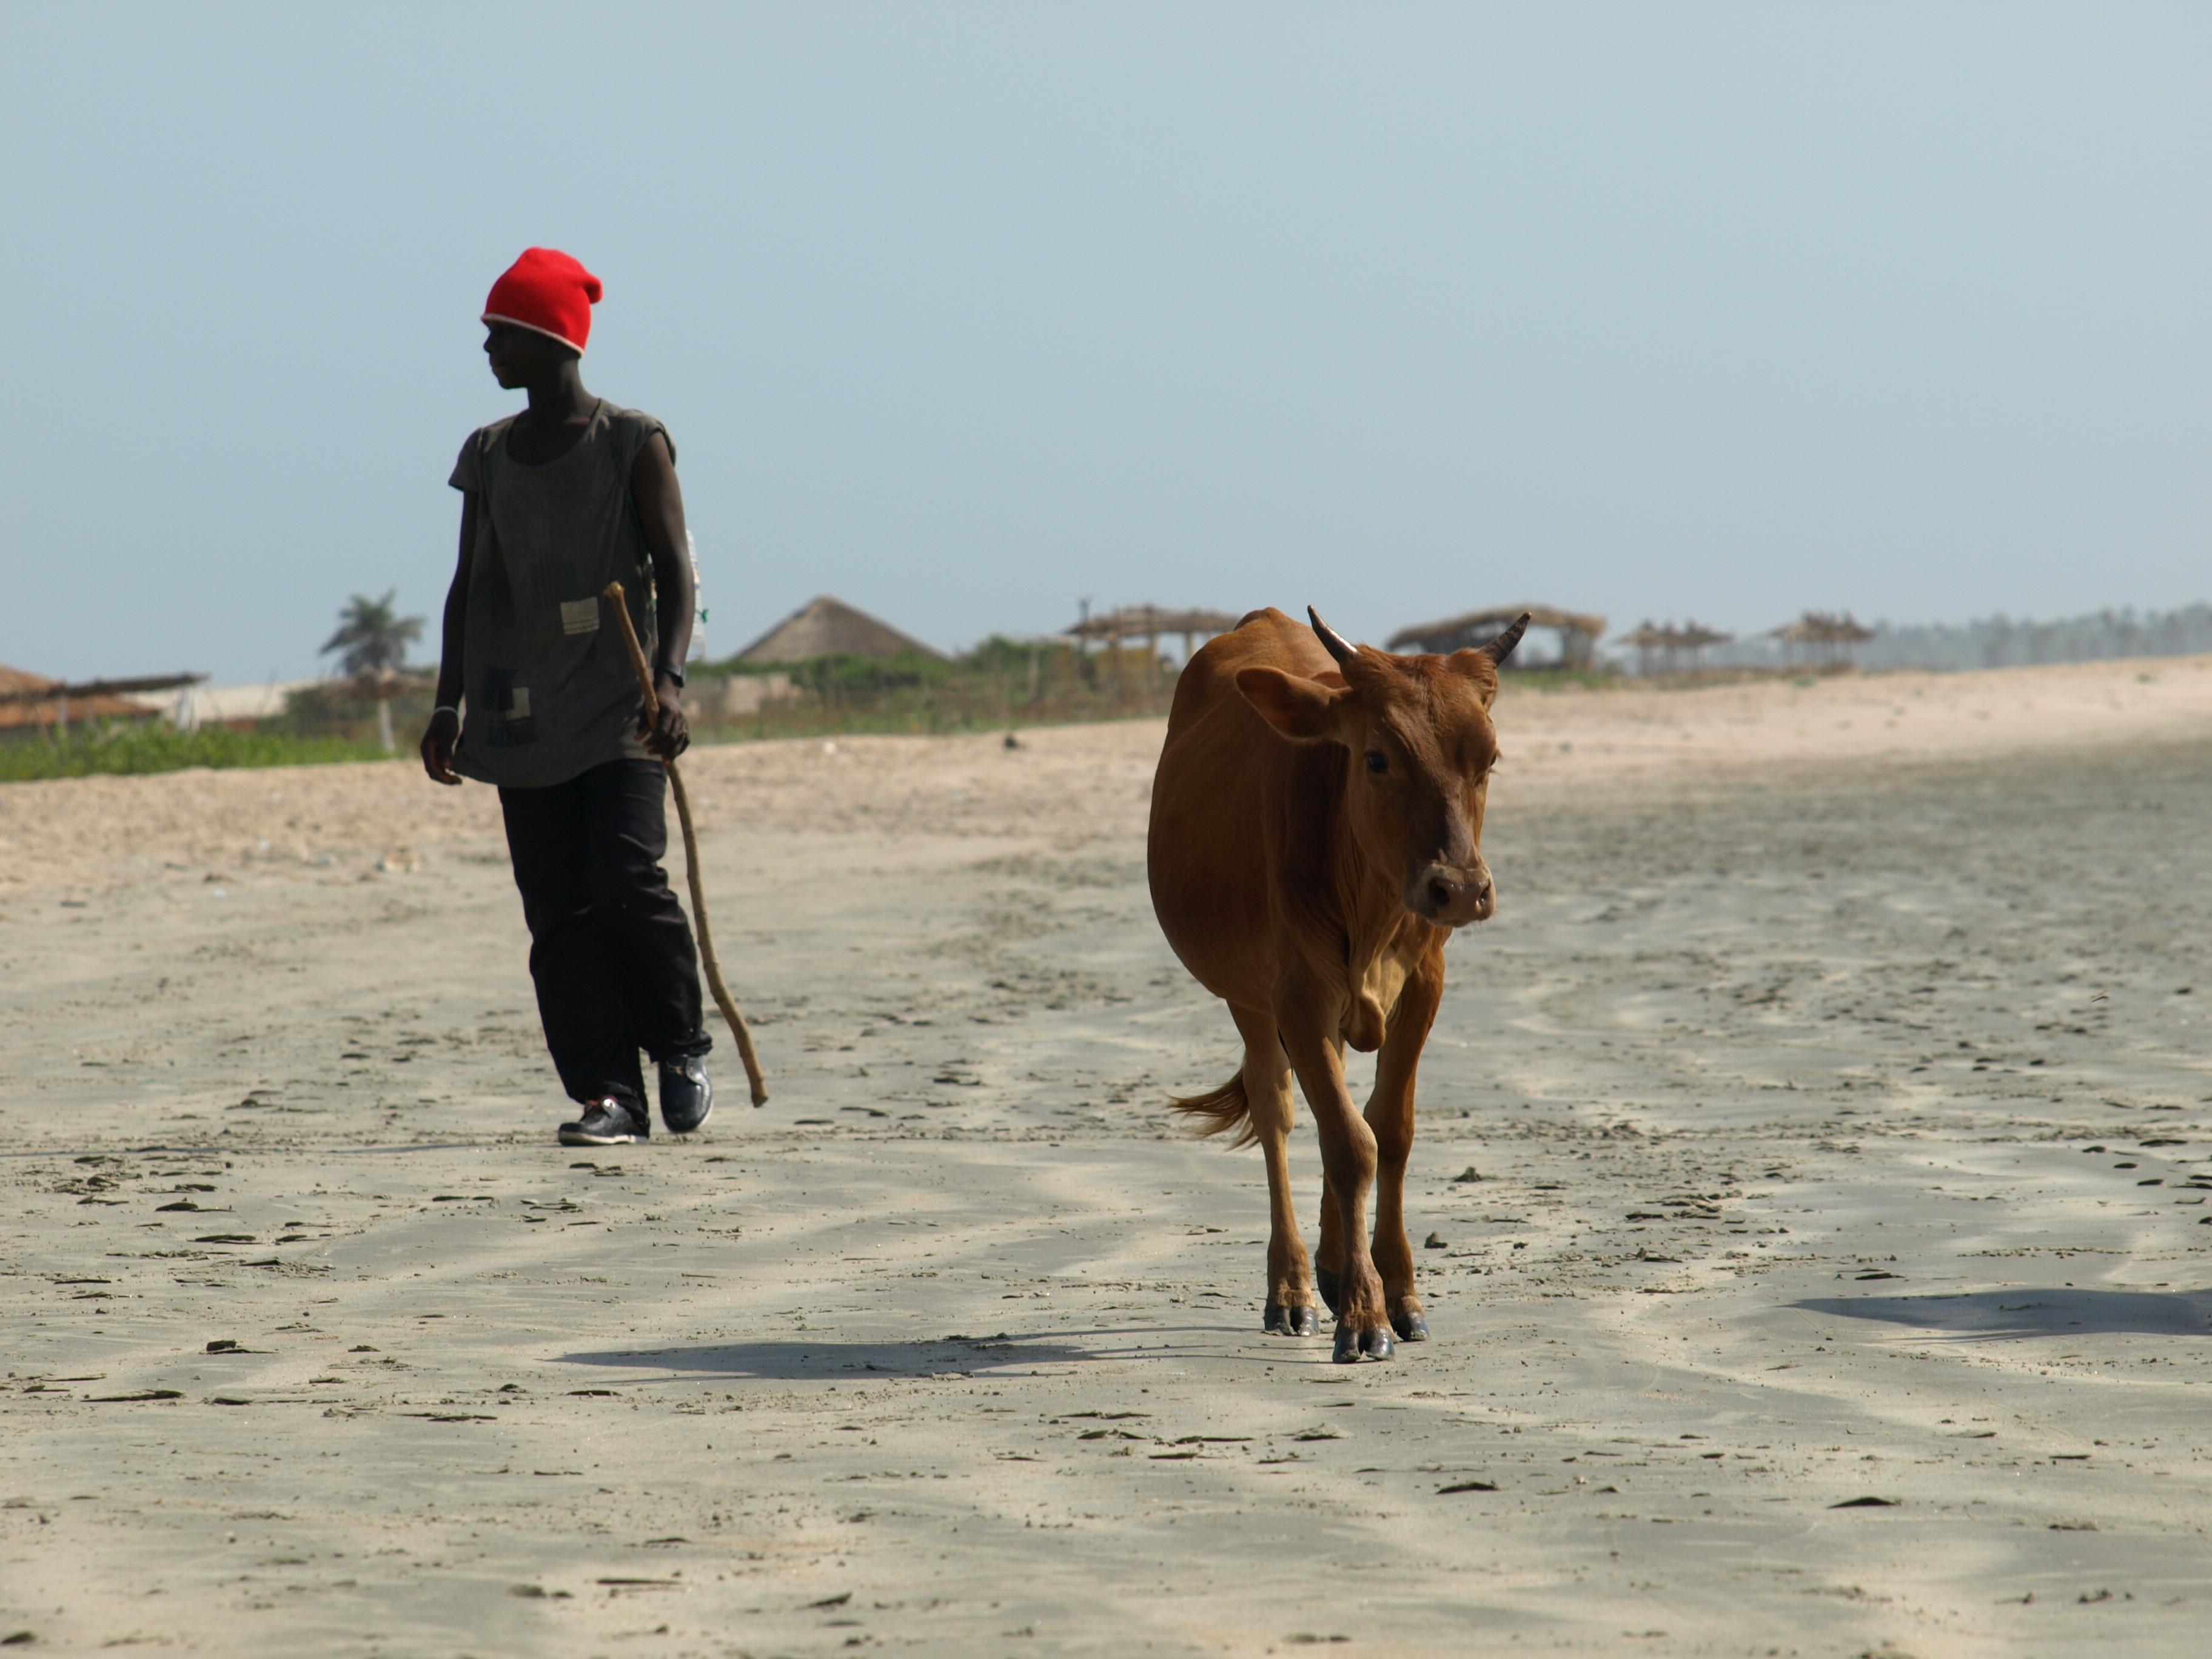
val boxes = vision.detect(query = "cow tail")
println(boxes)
[1170,1070,1258,1150]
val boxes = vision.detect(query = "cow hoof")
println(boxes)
[1264,1302,1302,1336]
[1332,1325,1396,1363]
[1391,1309,1430,1342]
[1316,1269,1342,1317]
[1293,1304,1319,1336]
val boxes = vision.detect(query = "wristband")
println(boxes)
[433,705,460,722]
[653,664,685,690]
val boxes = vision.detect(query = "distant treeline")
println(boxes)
[1702,603,2212,674]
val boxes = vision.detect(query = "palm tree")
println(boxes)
[321,590,424,677]
[321,590,425,754]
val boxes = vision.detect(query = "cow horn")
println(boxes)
[1307,606,1355,666]
[1483,612,1532,666]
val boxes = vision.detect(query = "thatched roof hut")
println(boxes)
[0,665,201,731]
[734,597,945,665]
[1062,605,1242,649]
[1388,604,1607,669]
[1061,605,1243,690]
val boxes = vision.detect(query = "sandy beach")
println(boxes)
[5,654,2212,1657]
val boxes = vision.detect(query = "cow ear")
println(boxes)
[1235,666,1349,743]
[1446,649,1504,709]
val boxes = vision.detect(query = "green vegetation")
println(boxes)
[267,679,437,742]
[715,647,956,695]
[2,632,1187,782]
[1512,666,1624,692]
[689,634,1176,740]
[0,722,390,782]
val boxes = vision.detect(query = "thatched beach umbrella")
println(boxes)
[1771,611,1876,667]
[1614,620,1733,675]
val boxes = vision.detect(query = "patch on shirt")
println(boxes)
[560,598,602,637]
[482,666,537,748]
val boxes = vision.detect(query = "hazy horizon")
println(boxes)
[4,3,2206,686]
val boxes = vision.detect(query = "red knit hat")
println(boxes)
[482,247,603,354]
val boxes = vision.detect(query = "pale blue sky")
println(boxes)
[3,3,2205,685]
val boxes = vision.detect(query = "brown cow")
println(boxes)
[1147,605,1526,1362]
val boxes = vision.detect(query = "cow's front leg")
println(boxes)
[1231,1006,1317,1336]
[1367,954,1443,1342]
[1312,1034,1349,1318]
[1282,1020,1392,1362]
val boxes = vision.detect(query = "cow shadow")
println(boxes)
[1792,1287,2212,1340]
[556,1324,1224,1381]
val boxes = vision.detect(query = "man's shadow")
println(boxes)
[1792,1287,2212,1339]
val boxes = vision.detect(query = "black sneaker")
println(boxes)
[659,1057,714,1134]
[558,1098,649,1146]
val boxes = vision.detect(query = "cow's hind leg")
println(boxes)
[1232,1005,1318,1336]
[1315,1167,1343,1318]
[1368,955,1444,1343]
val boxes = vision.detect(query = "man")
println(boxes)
[421,247,713,1147]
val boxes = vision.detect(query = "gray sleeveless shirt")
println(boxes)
[446,401,669,788]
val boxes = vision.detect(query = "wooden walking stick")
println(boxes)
[603,581,769,1105]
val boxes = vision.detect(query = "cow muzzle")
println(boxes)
[1406,859,1494,928]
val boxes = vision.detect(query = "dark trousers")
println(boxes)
[498,759,709,1109]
